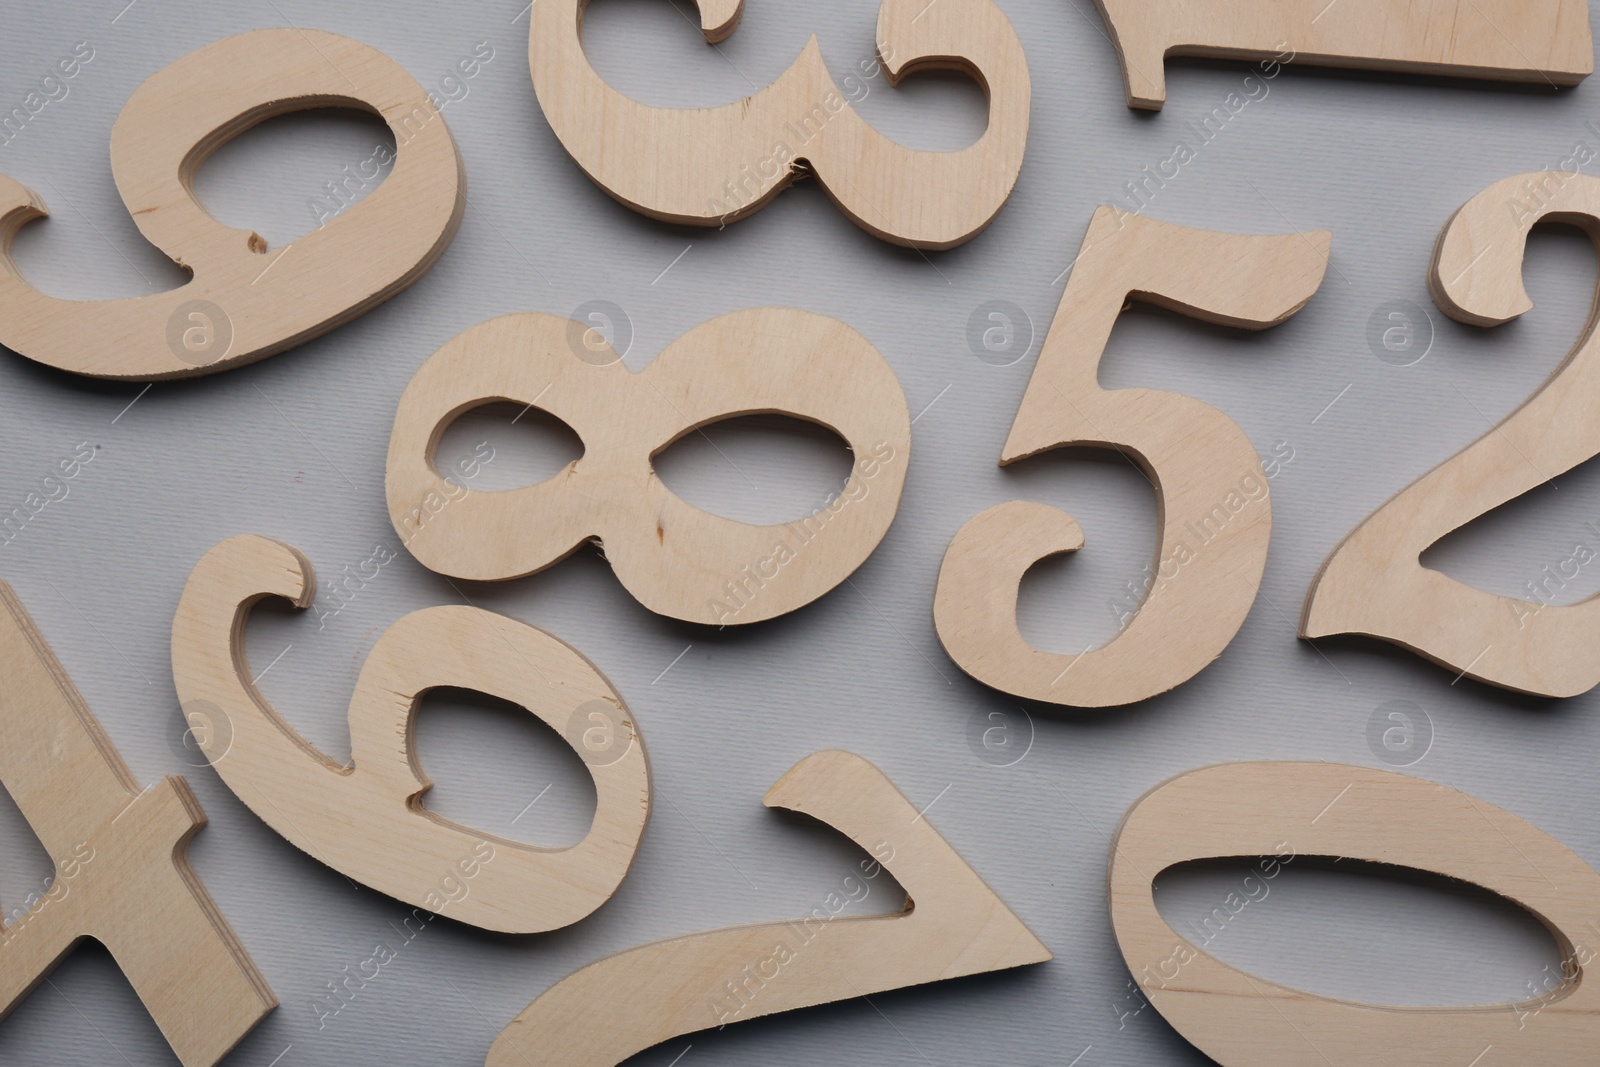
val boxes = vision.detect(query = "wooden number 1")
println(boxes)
[530,0,1030,249]
[0,29,463,380]
[0,583,274,1066]
[1093,0,1592,110]
[935,208,1329,707]
[1111,761,1600,1065]
[487,750,1050,1066]
[1304,172,1600,697]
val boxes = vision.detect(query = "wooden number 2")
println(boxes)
[487,749,1049,1066]
[0,29,463,380]
[170,535,651,934]
[0,582,274,1066]
[1093,0,1592,110]
[1303,172,1600,697]
[529,0,1030,249]
[1111,761,1600,1065]
[934,208,1329,707]
[386,310,911,626]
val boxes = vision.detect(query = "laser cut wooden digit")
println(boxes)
[0,28,463,380]
[530,0,1030,249]
[386,309,911,626]
[1111,761,1600,1065]
[1094,0,1593,110]
[170,535,650,934]
[487,749,1049,1067]
[934,208,1329,707]
[1303,172,1600,697]
[0,582,274,1067]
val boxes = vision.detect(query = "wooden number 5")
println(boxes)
[935,208,1330,707]
[1304,172,1600,697]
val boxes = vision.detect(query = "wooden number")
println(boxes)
[1094,0,1593,110]
[386,310,910,626]
[529,0,1030,249]
[0,29,463,380]
[487,750,1049,1066]
[1303,172,1600,697]
[0,582,274,1066]
[169,535,650,934]
[1110,761,1600,1064]
[934,208,1330,707]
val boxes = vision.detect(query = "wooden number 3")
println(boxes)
[530,0,1030,249]
[935,208,1329,707]
[386,310,911,626]
[0,29,462,380]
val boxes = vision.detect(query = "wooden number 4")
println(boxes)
[0,583,274,1065]
[935,208,1330,707]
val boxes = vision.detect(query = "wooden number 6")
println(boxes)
[170,535,651,934]
[1111,761,1600,1065]
[530,0,1030,249]
[935,208,1329,707]
[0,29,463,380]
[1304,172,1600,697]
[487,750,1049,1066]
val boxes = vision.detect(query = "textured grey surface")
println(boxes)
[2,1,1599,1064]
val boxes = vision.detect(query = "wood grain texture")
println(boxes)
[1094,0,1593,110]
[0,582,274,1067]
[1303,171,1600,697]
[487,749,1050,1066]
[0,28,463,380]
[1110,761,1600,1065]
[386,309,910,625]
[170,534,650,934]
[935,207,1329,707]
[530,0,1030,248]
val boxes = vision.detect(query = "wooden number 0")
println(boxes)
[487,750,1049,1066]
[935,208,1329,707]
[0,582,274,1066]
[530,0,1030,249]
[1304,171,1600,697]
[170,535,651,934]
[386,310,911,626]
[1111,761,1600,1065]
[0,29,463,379]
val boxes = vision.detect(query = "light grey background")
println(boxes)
[2,1,1599,1064]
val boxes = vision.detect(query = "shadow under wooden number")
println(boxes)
[0,582,274,1066]
[170,535,650,934]
[487,749,1049,1066]
[0,28,464,380]
[530,0,1030,249]
[934,208,1329,708]
[1110,761,1600,1064]
[1093,0,1593,110]
[1303,171,1600,697]
[386,309,910,626]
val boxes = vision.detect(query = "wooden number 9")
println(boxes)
[1304,172,1600,697]
[530,0,1030,249]
[935,208,1329,707]
[0,29,463,379]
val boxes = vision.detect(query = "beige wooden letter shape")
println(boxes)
[488,749,1049,1066]
[1111,761,1600,1065]
[1303,172,1600,697]
[934,208,1329,707]
[0,582,274,1066]
[0,28,463,380]
[386,309,911,626]
[170,535,650,934]
[1094,0,1592,110]
[531,0,1029,249]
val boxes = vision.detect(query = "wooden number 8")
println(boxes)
[0,29,463,380]
[935,208,1329,707]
